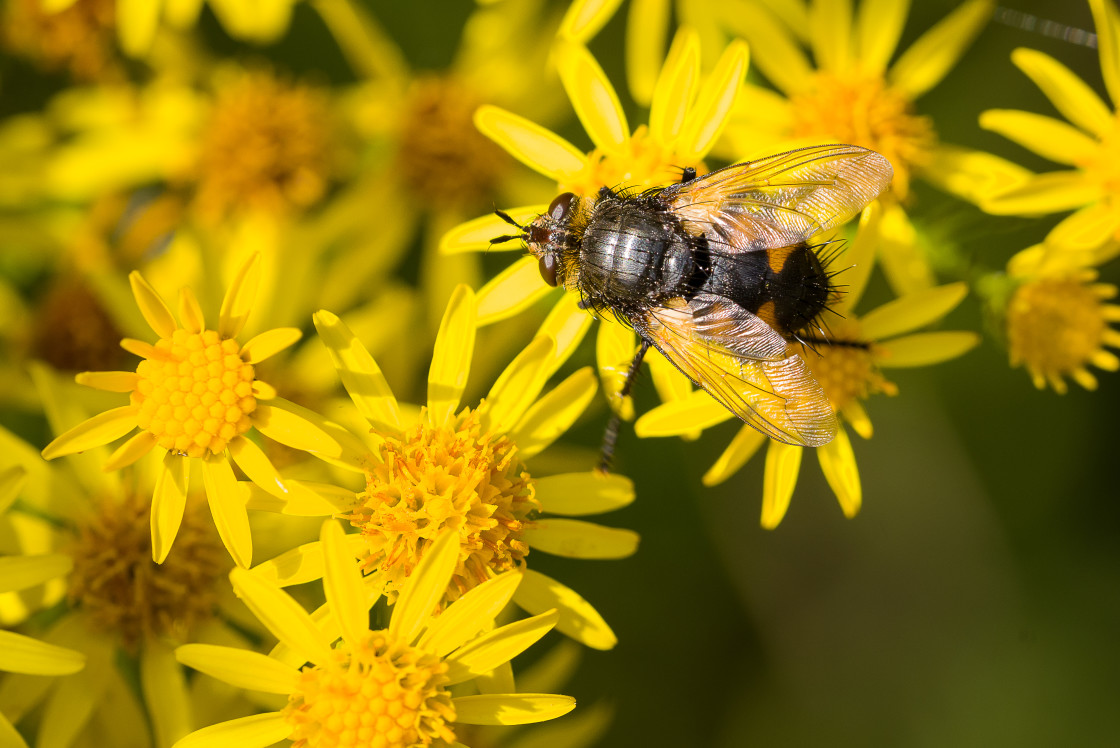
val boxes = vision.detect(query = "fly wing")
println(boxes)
[662,144,893,252]
[636,294,836,446]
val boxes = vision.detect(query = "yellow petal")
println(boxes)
[558,0,624,40]
[533,472,634,515]
[218,253,261,339]
[128,270,177,339]
[982,172,1100,215]
[625,0,671,106]
[428,285,477,426]
[419,571,523,657]
[596,321,637,419]
[178,287,205,334]
[445,610,559,685]
[313,310,401,434]
[229,567,333,665]
[0,630,84,675]
[474,106,587,182]
[809,0,852,74]
[702,425,767,486]
[888,0,993,99]
[439,206,545,255]
[834,202,882,316]
[202,454,253,569]
[509,367,598,461]
[0,554,72,594]
[390,531,460,645]
[476,257,556,326]
[140,640,191,748]
[523,519,639,559]
[817,426,861,518]
[919,143,1033,205]
[677,39,748,161]
[171,712,290,748]
[152,452,189,564]
[320,520,368,648]
[0,713,28,748]
[241,480,347,517]
[876,331,979,367]
[555,40,629,155]
[485,335,556,434]
[103,430,156,471]
[514,569,616,650]
[1091,0,1120,109]
[0,464,27,516]
[74,371,139,393]
[860,282,968,341]
[649,27,700,147]
[241,328,302,364]
[1011,47,1113,138]
[634,389,734,437]
[250,540,325,588]
[175,644,298,694]
[761,440,802,529]
[40,406,138,460]
[227,436,305,503]
[452,693,576,726]
[841,399,873,439]
[252,400,341,455]
[855,0,909,74]
[538,292,594,375]
[117,0,161,56]
[719,3,812,94]
[979,109,1100,166]
[1047,203,1120,253]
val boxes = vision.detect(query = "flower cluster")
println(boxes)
[1,1,1118,747]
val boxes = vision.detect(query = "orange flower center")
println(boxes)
[284,630,456,748]
[195,70,333,221]
[131,329,256,458]
[789,73,935,200]
[560,125,705,198]
[800,326,896,412]
[342,406,537,606]
[0,0,116,81]
[67,490,225,649]
[31,276,128,372]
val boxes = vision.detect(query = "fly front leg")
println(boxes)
[598,339,651,473]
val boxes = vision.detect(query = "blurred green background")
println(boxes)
[2,1,1119,747]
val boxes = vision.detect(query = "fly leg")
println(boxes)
[598,339,651,473]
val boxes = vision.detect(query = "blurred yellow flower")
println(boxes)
[174,523,575,748]
[247,285,637,650]
[634,207,979,527]
[0,0,118,80]
[981,0,1120,257]
[39,253,336,568]
[716,0,1028,293]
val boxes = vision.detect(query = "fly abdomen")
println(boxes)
[579,198,696,304]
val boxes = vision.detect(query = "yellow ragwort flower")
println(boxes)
[982,0,1120,258]
[0,0,117,81]
[40,253,338,568]
[247,285,637,650]
[718,0,1028,293]
[634,206,979,527]
[1000,247,1120,392]
[441,27,749,414]
[173,522,575,748]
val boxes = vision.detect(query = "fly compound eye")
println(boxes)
[538,254,559,287]
[548,192,575,221]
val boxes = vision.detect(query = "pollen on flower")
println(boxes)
[194,70,333,221]
[1007,274,1120,392]
[131,329,257,458]
[67,489,225,649]
[800,327,897,413]
[395,76,510,209]
[342,406,538,605]
[789,73,934,200]
[560,125,704,198]
[284,630,456,748]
